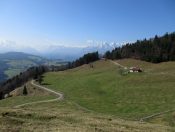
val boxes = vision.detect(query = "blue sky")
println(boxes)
[0,0,174,49]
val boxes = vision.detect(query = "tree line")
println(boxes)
[105,32,175,63]
[68,51,99,68]
[0,66,48,99]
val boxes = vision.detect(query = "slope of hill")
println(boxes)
[0,80,173,131]
[0,59,175,131]
[0,52,63,82]
[42,59,175,127]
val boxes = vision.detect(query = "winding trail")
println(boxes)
[109,60,126,68]
[14,80,64,108]
[14,80,93,112]
[31,80,63,100]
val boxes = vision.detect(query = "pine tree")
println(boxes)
[23,85,28,95]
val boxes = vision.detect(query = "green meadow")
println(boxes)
[0,59,175,131]
[42,59,175,122]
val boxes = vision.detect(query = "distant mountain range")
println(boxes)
[0,41,118,61]
[40,43,118,60]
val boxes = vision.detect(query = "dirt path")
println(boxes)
[31,80,63,100]
[110,60,126,68]
[14,80,64,108]
[140,109,175,122]
[14,80,93,112]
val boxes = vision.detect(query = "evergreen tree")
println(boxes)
[23,85,28,95]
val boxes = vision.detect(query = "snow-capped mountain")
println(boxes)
[40,42,118,60]
[0,40,118,61]
[82,42,118,54]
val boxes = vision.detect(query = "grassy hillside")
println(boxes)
[0,89,173,132]
[42,59,175,125]
[0,59,175,131]
[1,99,172,132]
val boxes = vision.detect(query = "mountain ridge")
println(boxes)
[0,42,118,60]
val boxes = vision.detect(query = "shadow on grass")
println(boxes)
[41,83,51,85]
